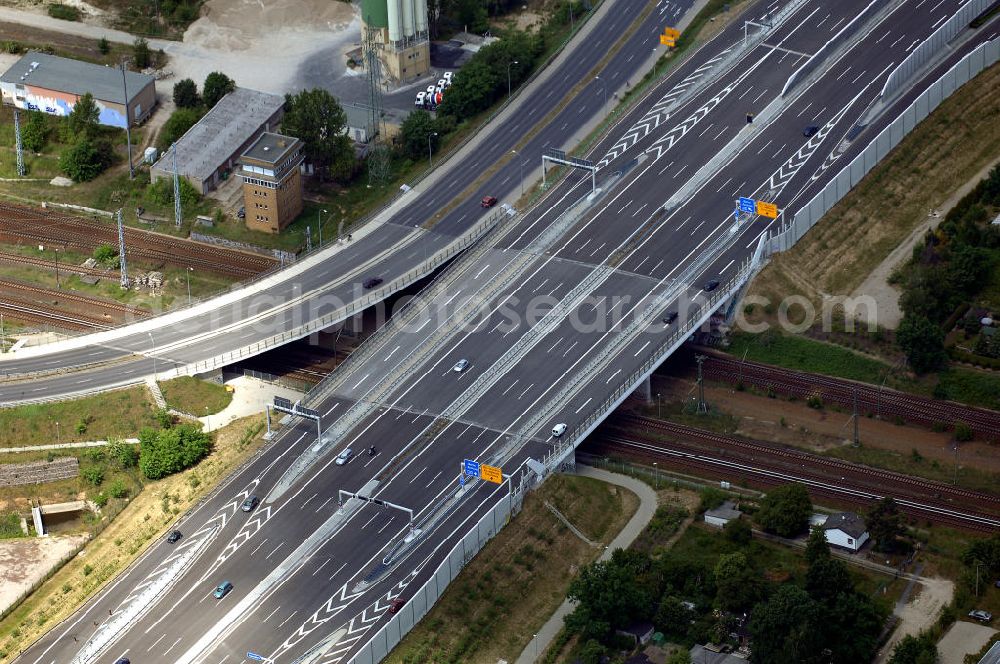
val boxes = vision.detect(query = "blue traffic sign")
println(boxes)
[463,459,480,477]
[738,197,755,214]
[247,653,265,662]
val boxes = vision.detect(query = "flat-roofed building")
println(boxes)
[150,87,284,194]
[0,51,155,127]
[240,132,304,233]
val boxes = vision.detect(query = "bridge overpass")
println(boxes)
[12,0,1000,662]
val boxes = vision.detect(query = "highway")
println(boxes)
[13,0,1000,662]
[0,0,698,400]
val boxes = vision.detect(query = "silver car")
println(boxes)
[335,448,353,466]
[452,359,469,372]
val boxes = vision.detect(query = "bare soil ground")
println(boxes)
[876,576,955,664]
[650,372,1000,474]
[748,61,1000,331]
[0,534,89,616]
[934,619,997,664]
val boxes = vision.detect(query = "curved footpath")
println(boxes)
[516,465,659,664]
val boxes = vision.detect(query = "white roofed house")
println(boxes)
[822,512,870,552]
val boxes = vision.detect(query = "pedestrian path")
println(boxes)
[515,465,658,664]
[0,439,137,454]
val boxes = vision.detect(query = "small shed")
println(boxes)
[823,512,870,552]
[704,500,741,528]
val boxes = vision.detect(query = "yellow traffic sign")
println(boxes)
[660,35,676,46]
[755,201,779,218]
[664,27,680,38]
[480,464,503,484]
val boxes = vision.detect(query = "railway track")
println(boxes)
[700,351,1000,437]
[0,202,278,279]
[587,431,1000,532]
[0,279,150,330]
[0,250,118,281]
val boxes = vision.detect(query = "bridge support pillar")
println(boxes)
[633,375,652,402]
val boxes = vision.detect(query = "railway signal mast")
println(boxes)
[117,208,129,289]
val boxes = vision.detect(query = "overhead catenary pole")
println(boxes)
[117,208,129,289]
[171,143,182,228]
[695,354,708,414]
[13,109,25,177]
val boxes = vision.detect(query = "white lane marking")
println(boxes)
[262,606,281,623]
[277,611,298,628]
[329,561,348,581]
[312,558,330,577]
[425,470,442,489]
[249,539,268,556]
[352,374,370,389]
[634,341,652,357]
[606,369,622,384]
[147,634,166,652]
[300,492,317,510]
[384,345,400,362]
[265,542,285,560]
[409,466,427,484]
[575,397,593,414]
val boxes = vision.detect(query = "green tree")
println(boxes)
[67,92,100,138]
[804,557,851,605]
[156,107,204,151]
[755,483,812,538]
[172,78,200,108]
[867,497,903,553]
[897,314,946,374]
[138,424,213,480]
[714,552,764,612]
[21,111,48,152]
[98,36,110,54]
[280,88,354,181]
[59,138,113,182]
[961,533,1000,574]
[804,525,830,565]
[399,110,439,160]
[723,517,752,545]
[666,650,692,664]
[888,632,939,664]
[748,585,823,664]
[107,439,138,469]
[133,37,151,68]
[654,596,692,636]
[953,420,973,442]
[565,549,653,642]
[202,71,235,108]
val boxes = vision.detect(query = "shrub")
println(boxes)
[138,424,213,480]
[108,439,139,468]
[155,107,204,151]
[149,172,201,208]
[107,480,128,499]
[81,467,104,486]
[59,138,113,182]
[92,493,108,508]
[47,4,80,21]
[93,244,116,263]
[98,37,110,54]
[954,421,973,442]
[82,563,93,576]
[133,37,151,68]
[172,78,200,108]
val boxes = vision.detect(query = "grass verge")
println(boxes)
[0,387,158,448]
[822,445,999,495]
[157,377,233,416]
[0,415,266,660]
[384,474,639,664]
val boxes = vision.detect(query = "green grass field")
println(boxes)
[157,377,232,416]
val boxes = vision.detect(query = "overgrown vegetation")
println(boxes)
[0,512,24,539]
[137,423,213,480]
[93,0,205,38]
[46,3,80,21]
[157,376,232,416]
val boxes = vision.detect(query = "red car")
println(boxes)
[388,597,406,614]
[481,195,498,208]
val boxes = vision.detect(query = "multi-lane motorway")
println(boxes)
[12,0,1000,662]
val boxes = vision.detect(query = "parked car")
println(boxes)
[452,359,469,372]
[703,279,720,292]
[241,495,258,513]
[443,71,453,83]
[213,581,233,599]
[388,597,406,614]
[426,84,436,96]
[437,79,447,90]
[115,658,130,664]
[335,448,353,466]
[363,277,383,289]
[415,91,426,107]
[481,195,498,208]
[995,579,1000,588]
[551,423,567,437]
[803,125,820,137]
[166,530,182,543]
[662,311,678,324]
[236,206,245,219]
[969,610,993,622]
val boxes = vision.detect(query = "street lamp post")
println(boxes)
[595,76,607,115]
[55,421,61,445]
[428,131,438,167]
[653,46,658,78]
[511,149,524,197]
[507,60,519,99]
[318,209,328,247]
[147,330,156,378]
[657,392,661,419]
[653,461,658,488]
[185,267,192,306]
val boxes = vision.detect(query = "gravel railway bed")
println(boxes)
[0,203,277,279]
[699,351,1000,437]
[586,426,1000,532]
[0,279,150,330]
[0,250,118,281]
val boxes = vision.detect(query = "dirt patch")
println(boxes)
[184,0,354,52]
[0,534,89,615]
[650,373,1000,474]
[876,576,954,663]
[935,618,997,664]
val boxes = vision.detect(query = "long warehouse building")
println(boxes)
[0,51,155,127]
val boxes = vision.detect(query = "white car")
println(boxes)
[437,79,447,90]
[452,359,469,372]
[551,423,567,437]
[415,91,426,107]
[443,71,453,83]
[335,448,353,466]
[426,84,436,96]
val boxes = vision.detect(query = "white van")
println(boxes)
[551,423,567,437]
[415,91,426,107]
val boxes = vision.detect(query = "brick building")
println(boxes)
[239,132,304,233]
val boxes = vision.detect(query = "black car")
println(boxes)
[115,658,131,664]
[363,277,383,289]
[662,311,678,324]
[703,279,720,292]
[166,530,182,543]
[803,125,820,137]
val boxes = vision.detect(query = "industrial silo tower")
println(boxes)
[360,0,430,83]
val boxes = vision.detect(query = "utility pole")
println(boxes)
[117,208,129,289]
[13,109,25,176]
[171,142,182,229]
[305,225,312,252]
[185,267,193,305]
[121,62,135,179]
[852,389,860,447]
[695,354,708,414]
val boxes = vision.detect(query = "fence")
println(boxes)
[343,486,521,664]
[880,0,993,98]
[771,37,1000,253]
